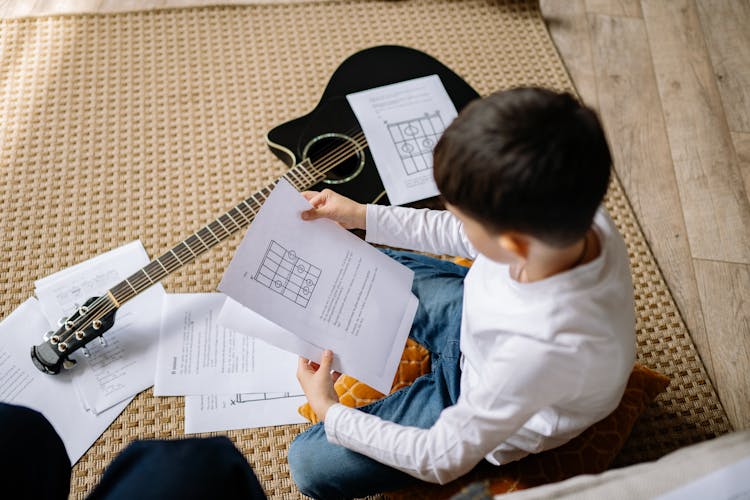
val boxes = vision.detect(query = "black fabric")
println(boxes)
[0,402,266,500]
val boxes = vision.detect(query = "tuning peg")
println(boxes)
[98,337,108,347]
[62,359,77,370]
[43,330,54,341]
[81,347,91,358]
[58,316,68,327]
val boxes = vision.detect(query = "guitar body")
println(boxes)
[266,45,480,206]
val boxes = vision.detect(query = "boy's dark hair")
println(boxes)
[433,87,612,247]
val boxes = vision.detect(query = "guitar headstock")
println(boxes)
[30,296,117,374]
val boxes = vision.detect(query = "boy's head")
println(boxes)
[433,87,612,249]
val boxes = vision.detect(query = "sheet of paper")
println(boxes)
[0,298,130,464]
[154,293,300,395]
[218,179,418,394]
[655,456,750,500]
[346,74,457,205]
[184,392,306,434]
[219,297,322,365]
[34,240,165,414]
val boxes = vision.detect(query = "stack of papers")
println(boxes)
[0,177,419,464]
[153,293,305,434]
[0,241,306,464]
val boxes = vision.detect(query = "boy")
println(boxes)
[289,88,635,499]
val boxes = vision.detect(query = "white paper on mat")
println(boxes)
[0,298,130,464]
[218,179,418,394]
[154,293,299,396]
[184,392,306,434]
[346,74,458,205]
[34,240,165,414]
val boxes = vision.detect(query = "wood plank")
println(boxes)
[539,0,600,108]
[642,0,750,264]
[694,259,750,430]
[587,12,713,380]
[584,0,642,18]
[696,0,750,133]
[734,132,750,204]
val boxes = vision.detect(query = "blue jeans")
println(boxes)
[287,250,469,499]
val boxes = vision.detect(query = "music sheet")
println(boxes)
[154,293,299,395]
[346,74,457,205]
[34,241,165,414]
[218,179,418,394]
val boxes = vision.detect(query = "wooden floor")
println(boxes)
[540,0,750,431]
[2,0,748,431]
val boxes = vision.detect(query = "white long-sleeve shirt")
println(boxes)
[324,205,636,484]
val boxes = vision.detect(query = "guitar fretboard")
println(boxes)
[108,161,326,306]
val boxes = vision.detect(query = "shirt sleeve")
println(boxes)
[365,204,477,259]
[323,336,583,484]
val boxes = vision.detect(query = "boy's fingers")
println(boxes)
[301,191,319,201]
[319,349,334,372]
[301,208,326,221]
[297,357,312,375]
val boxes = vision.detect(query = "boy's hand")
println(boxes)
[296,350,341,422]
[301,190,367,230]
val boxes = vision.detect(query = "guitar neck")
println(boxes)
[107,162,326,307]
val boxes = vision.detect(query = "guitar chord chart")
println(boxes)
[254,240,321,308]
[386,111,446,176]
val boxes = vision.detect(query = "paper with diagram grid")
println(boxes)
[218,179,418,394]
[346,74,457,205]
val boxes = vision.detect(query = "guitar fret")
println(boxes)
[232,207,250,225]
[241,200,257,217]
[125,278,138,294]
[298,164,316,186]
[193,232,209,250]
[253,191,266,204]
[183,240,198,258]
[170,249,184,265]
[141,268,154,284]
[225,210,244,229]
[156,258,169,274]
[215,217,231,235]
[283,171,298,190]
[204,225,221,243]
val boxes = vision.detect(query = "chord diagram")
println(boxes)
[254,240,321,308]
[386,111,446,175]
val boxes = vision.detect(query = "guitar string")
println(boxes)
[53,130,371,351]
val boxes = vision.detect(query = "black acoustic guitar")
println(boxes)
[30,45,480,375]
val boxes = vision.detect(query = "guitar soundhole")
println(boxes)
[302,133,365,185]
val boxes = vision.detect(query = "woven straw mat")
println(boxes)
[0,1,732,498]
